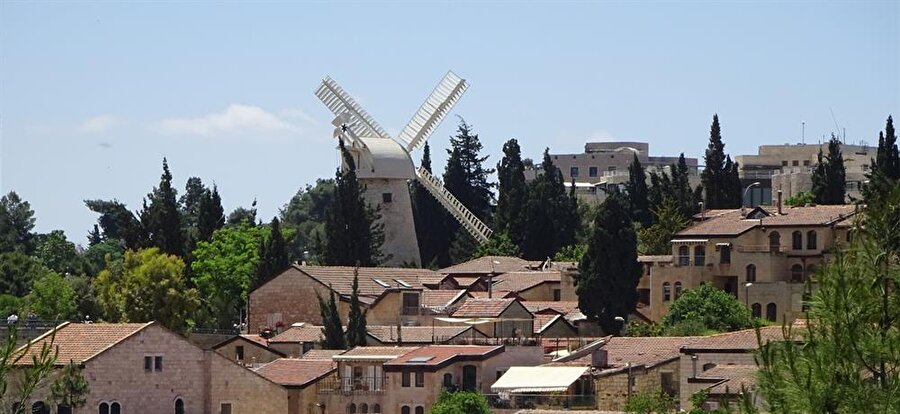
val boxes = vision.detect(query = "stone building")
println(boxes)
[212,334,285,367]
[254,357,337,414]
[491,272,562,302]
[268,323,326,357]
[450,298,535,338]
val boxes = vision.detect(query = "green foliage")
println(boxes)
[81,238,125,277]
[317,289,346,350]
[227,199,258,227]
[0,252,50,297]
[26,271,77,320]
[0,325,58,414]
[811,136,846,205]
[496,139,528,248]
[345,269,367,348]
[0,191,36,254]
[281,178,334,262]
[624,321,664,337]
[94,248,199,332]
[626,153,652,228]
[865,115,899,204]
[756,187,900,413]
[256,217,291,288]
[0,295,21,318]
[648,154,700,219]
[521,149,579,260]
[50,361,89,411]
[443,118,494,264]
[783,191,815,207]
[139,159,185,256]
[65,274,101,321]
[412,143,450,267]
[324,140,384,266]
[662,283,751,332]
[429,390,492,414]
[472,233,521,260]
[576,191,642,335]
[84,199,145,249]
[191,223,265,328]
[664,319,709,336]
[625,389,677,413]
[700,115,741,209]
[196,185,226,242]
[34,230,82,275]
[638,198,690,255]
[554,244,587,262]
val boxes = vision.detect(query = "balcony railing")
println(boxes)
[485,394,597,410]
[316,376,387,395]
[737,244,788,253]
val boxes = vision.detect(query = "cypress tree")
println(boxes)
[140,158,184,256]
[318,288,346,350]
[865,115,899,204]
[87,224,102,246]
[345,268,367,347]
[196,186,225,242]
[411,143,448,267]
[256,217,291,288]
[812,136,847,205]
[575,190,642,335]
[626,153,651,227]
[701,114,727,208]
[521,149,577,260]
[724,156,743,207]
[324,140,383,266]
[496,139,528,247]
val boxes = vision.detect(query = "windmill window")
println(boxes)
[382,193,393,203]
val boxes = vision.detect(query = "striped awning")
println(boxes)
[671,239,708,245]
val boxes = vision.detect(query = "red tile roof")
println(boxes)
[683,326,789,351]
[440,256,539,274]
[301,349,345,359]
[493,272,561,293]
[699,364,758,394]
[15,322,151,366]
[278,265,441,303]
[521,301,580,316]
[336,346,420,359]
[550,336,700,373]
[421,289,468,309]
[269,324,325,343]
[383,345,503,369]
[677,205,857,237]
[366,325,473,344]
[452,298,518,318]
[254,358,336,387]
[533,314,574,335]
[240,334,269,347]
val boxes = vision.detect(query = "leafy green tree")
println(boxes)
[724,155,743,207]
[411,143,449,267]
[65,274,101,321]
[811,136,846,205]
[84,199,144,249]
[81,239,125,277]
[179,177,206,233]
[323,140,383,266]
[496,139,528,247]
[256,217,291,288]
[757,186,900,413]
[553,244,587,262]
[626,153,652,228]
[429,390,492,414]
[50,360,89,413]
[139,159,185,256]
[196,185,226,242]
[191,223,266,328]
[0,191,36,254]
[638,198,690,255]
[94,248,199,332]
[34,230,82,275]
[784,191,815,207]
[700,115,741,209]
[227,199,258,226]
[345,269,367,348]
[26,271,77,320]
[661,283,751,332]
[0,295,21,318]
[317,289,346,350]
[576,191,642,335]
[625,389,677,413]
[443,118,494,264]
[471,233,521,259]
[0,252,50,297]
[281,179,334,262]
[521,149,578,260]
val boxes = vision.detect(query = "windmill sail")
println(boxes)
[399,71,468,152]
[415,166,493,244]
[315,77,392,139]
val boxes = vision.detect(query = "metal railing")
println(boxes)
[441,336,540,346]
[484,394,597,410]
[316,376,388,395]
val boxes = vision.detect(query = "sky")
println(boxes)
[1,1,898,244]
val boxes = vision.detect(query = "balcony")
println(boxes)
[737,244,787,253]
[485,394,597,410]
[316,376,387,395]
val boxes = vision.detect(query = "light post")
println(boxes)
[744,282,753,307]
[743,182,761,208]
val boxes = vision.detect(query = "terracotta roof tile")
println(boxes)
[288,265,440,300]
[440,256,539,274]
[421,289,468,309]
[269,324,325,343]
[337,346,420,359]
[550,336,700,372]
[452,298,517,318]
[240,334,269,347]
[450,276,483,287]
[683,326,788,351]
[698,364,758,394]
[534,314,563,334]
[15,322,151,366]
[521,301,580,315]
[366,325,473,344]
[301,349,345,359]
[384,345,502,367]
[677,205,857,237]
[254,358,336,387]
[493,272,561,293]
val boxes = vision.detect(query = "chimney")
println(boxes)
[591,348,608,368]
[699,202,705,220]
[777,190,783,215]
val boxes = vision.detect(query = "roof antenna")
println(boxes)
[829,107,843,143]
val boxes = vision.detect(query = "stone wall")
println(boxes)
[595,359,679,412]
[207,350,289,414]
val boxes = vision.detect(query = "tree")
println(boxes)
[638,198,691,255]
[34,230,82,275]
[317,289,346,350]
[625,389,677,413]
[700,115,741,209]
[661,283,751,332]
[196,186,226,242]
[26,271,77,320]
[553,244,587,262]
[724,155,743,207]
[0,252,50,297]
[784,191,815,207]
[429,390,492,414]
[496,139,528,247]
[323,140,383,266]
[84,199,144,249]
[81,239,125,277]
[256,217,291,288]
[576,191,642,335]
[179,177,206,233]
[411,143,449,267]
[94,248,199,332]
[756,186,900,413]
[281,179,334,262]
[521,149,579,260]
[443,118,494,263]
[87,225,102,246]
[139,159,184,256]
[0,325,58,414]
[65,274,101,321]
[227,199,258,227]
[471,233,521,260]
[626,154,652,228]
[648,154,700,220]
[865,115,899,204]
[811,136,846,205]
[0,191,36,254]
[345,269,367,348]
[191,223,266,328]
[50,361,89,413]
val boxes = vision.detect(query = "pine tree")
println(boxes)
[496,139,528,247]
[811,136,846,205]
[411,143,449,267]
[140,158,184,256]
[317,288,346,350]
[227,199,257,226]
[196,186,225,242]
[647,154,699,221]
[626,153,651,227]
[87,224,102,246]
[724,155,743,207]
[256,217,291,289]
[865,115,899,204]
[521,150,577,260]
[50,360,90,412]
[575,190,642,335]
[323,140,383,266]
[345,268,367,348]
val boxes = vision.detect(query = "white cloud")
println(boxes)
[78,114,119,133]
[156,104,303,137]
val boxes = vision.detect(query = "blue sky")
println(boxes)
[1,1,897,244]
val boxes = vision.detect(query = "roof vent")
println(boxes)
[591,349,608,368]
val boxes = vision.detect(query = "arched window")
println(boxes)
[663,282,671,302]
[347,403,357,414]
[110,403,121,414]
[175,398,184,414]
[694,246,706,266]
[746,264,756,282]
[58,405,72,414]
[678,246,690,266]
[791,264,804,283]
[751,303,762,318]
[99,403,109,414]
[807,231,817,250]
[769,232,781,252]
[373,404,381,413]
[401,406,410,414]
[674,282,683,299]
[792,231,803,250]
[443,373,453,388]
[415,407,424,414]
[361,403,368,413]
[766,303,777,322]
[31,401,49,414]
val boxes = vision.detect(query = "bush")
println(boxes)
[625,389,676,413]
[429,390,492,414]
[662,283,751,332]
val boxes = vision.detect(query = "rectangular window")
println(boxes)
[415,371,424,387]
[720,246,731,264]
[803,160,810,166]
[497,370,504,380]
[570,167,579,177]
[402,371,411,387]
[608,166,616,171]
[382,193,393,203]
[402,292,420,315]
[781,160,788,166]
[220,403,232,414]
[144,356,152,372]
[589,166,598,177]
[792,160,799,166]
[553,289,561,301]
[236,346,244,361]
[155,356,163,371]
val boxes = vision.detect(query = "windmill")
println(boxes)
[314,71,493,266]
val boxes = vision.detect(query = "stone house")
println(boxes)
[492,272,562,302]
[450,298,534,338]
[439,256,541,292]
[268,323,327,357]
[11,321,287,414]
[639,204,857,322]
[533,314,578,339]
[314,346,420,414]
[254,357,336,414]
[212,334,285,367]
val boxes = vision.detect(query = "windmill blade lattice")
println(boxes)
[398,71,468,152]
[315,77,392,139]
